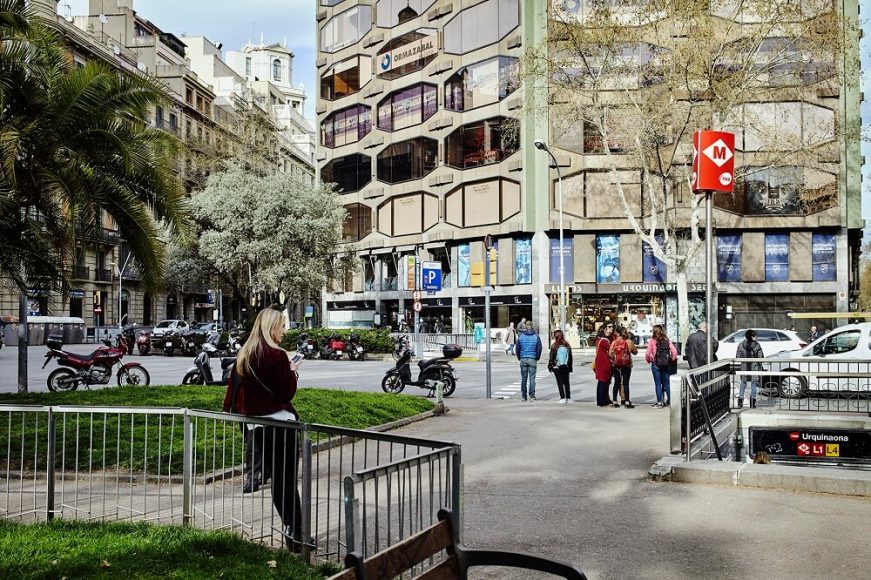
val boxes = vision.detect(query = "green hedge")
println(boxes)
[280,327,394,353]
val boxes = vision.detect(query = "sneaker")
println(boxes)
[559,398,566,404]
[521,397,528,402]
[612,402,620,408]
[624,401,635,409]
[530,395,536,401]
[564,398,573,403]
[652,402,664,408]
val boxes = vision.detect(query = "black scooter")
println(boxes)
[182,343,236,385]
[347,333,365,360]
[297,333,317,359]
[381,344,461,397]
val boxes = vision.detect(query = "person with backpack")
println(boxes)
[609,326,638,408]
[515,322,543,401]
[593,322,615,407]
[735,329,764,408]
[548,329,574,403]
[645,324,678,408]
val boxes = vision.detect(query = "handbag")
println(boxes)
[591,358,597,373]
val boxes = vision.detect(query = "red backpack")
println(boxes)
[611,338,631,368]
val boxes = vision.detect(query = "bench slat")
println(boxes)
[415,555,460,580]
[363,519,454,579]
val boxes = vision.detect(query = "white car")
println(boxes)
[767,323,871,398]
[151,319,189,339]
[716,328,807,360]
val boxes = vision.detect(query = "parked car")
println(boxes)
[151,320,189,340]
[716,328,806,360]
[766,323,871,398]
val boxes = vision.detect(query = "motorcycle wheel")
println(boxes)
[118,366,151,386]
[440,373,456,397]
[165,348,174,357]
[182,371,203,385]
[381,374,405,394]
[47,368,79,392]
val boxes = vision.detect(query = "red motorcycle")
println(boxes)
[43,335,150,392]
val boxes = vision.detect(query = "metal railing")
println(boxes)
[0,405,460,566]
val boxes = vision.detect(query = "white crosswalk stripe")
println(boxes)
[493,372,551,399]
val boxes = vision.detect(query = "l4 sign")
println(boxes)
[692,130,735,194]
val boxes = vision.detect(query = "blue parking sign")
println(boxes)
[421,261,442,291]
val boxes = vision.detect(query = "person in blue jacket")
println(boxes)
[515,323,543,401]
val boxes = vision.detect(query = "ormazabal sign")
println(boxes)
[379,33,439,75]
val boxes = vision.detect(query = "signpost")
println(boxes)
[484,235,493,399]
[692,130,735,365]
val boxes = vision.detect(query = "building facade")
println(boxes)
[316,0,862,344]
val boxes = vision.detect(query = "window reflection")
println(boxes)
[321,5,373,54]
[320,56,372,100]
[377,84,437,131]
[444,0,519,55]
[322,153,372,193]
[376,29,439,80]
[322,105,372,148]
[444,56,519,112]
[376,0,436,27]
[342,203,372,242]
[377,137,438,183]
[445,117,519,169]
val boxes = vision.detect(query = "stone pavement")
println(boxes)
[389,397,871,580]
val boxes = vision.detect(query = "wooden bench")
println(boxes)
[328,509,586,580]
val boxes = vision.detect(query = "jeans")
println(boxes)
[554,367,571,399]
[613,367,632,402]
[596,380,611,406]
[519,358,537,398]
[651,364,671,404]
[739,377,759,399]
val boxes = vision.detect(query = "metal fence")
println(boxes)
[0,405,460,566]
[680,357,871,460]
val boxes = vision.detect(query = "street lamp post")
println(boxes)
[116,252,132,332]
[534,140,566,333]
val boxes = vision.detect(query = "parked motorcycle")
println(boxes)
[381,344,461,397]
[319,334,346,360]
[297,332,317,359]
[393,334,411,360]
[43,335,150,392]
[347,333,365,361]
[162,330,197,357]
[136,330,151,355]
[182,343,236,385]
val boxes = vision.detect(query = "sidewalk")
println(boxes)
[390,397,870,580]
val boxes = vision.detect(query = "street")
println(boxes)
[0,344,662,404]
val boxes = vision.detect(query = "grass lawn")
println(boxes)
[0,386,434,473]
[0,519,339,579]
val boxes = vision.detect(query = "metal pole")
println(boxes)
[484,249,491,399]
[218,289,224,329]
[413,248,420,356]
[705,192,713,366]
[557,162,565,332]
[118,252,132,331]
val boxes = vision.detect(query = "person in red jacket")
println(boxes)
[594,322,615,407]
[223,307,303,551]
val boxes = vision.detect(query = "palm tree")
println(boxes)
[0,1,190,392]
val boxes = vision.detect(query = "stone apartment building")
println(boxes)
[316,0,862,343]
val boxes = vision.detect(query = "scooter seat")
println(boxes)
[220,357,236,371]
[417,357,442,370]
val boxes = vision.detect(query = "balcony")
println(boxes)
[95,268,112,283]
[72,265,90,280]
[75,224,120,246]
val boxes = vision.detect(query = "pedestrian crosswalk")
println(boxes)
[492,370,552,399]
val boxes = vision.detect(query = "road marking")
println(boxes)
[494,372,550,399]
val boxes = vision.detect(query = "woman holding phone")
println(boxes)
[223,308,303,550]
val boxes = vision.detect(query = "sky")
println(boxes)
[62,0,870,228]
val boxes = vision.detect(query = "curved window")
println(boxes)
[445,117,519,170]
[320,55,372,100]
[272,59,282,81]
[445,179,521,228]
[445,56,519,112]
[377,193,440,237]
[322,153,372,193]
[377,84,437,132]
[377,137,438,184]
[376,28,438,80]
[322,105,372,148]
[342,203,373,242]
[321,5,373,54]
[376,0,436,27]
[443,0,519,55]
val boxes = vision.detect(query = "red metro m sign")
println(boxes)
[692,130,735,194]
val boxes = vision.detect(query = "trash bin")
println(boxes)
[61,317,85,344]
[27,322,45,345]
[2,323,17,346]
[46,320,63,344]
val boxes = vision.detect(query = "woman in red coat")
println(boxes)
[594,322,615,406]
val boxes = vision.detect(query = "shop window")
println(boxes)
[321,104,372,148]
[377,83,437,131]
[444,56,519,112]
[322,153,372,193]
[376,0,436,27]
[342,203,372,242]
[376,192,439,237]
[320,55,373,100]
[321,5,373,54]
[376,29,438,80]
[443,0,519,55]
[444,178,521,228]
[377,137,438,184]
[445,117,519,170]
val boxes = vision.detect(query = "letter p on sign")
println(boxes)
[692,130,735,194]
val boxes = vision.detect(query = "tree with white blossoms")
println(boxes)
[189,167,351,323]
[523,0,857,342]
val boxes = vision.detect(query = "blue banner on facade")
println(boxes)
[717,234,742,282]
[812,233,836,281]
[596,235,620,284]
[642,236,667,283]
[765,233,789,282]
[515,237,532,284]
[549,238,574,284]
[457,243,471,287]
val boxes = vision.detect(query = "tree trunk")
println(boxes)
[18,290,28,394]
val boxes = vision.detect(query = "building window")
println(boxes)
[733,166,837,216]
[376,192,439,237]
[168,113,177,133]
[376,0,436,27]
[444,178,521,228]
[443,0,519,55]
[320,55,373,100]
[445,56,519,112]
[321,153,372,193]
[321,104,372,148]
[245,57,251,77]
[185,87,193,104]
[377,83,437,132]
[342,203,372,242]
[445,117,519,169]
[320,0,344,5]
[273,58,282,81]
[376,137,438,184]
[320,5,373,54]
[375,28,438,79]
[155,106,164,128]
